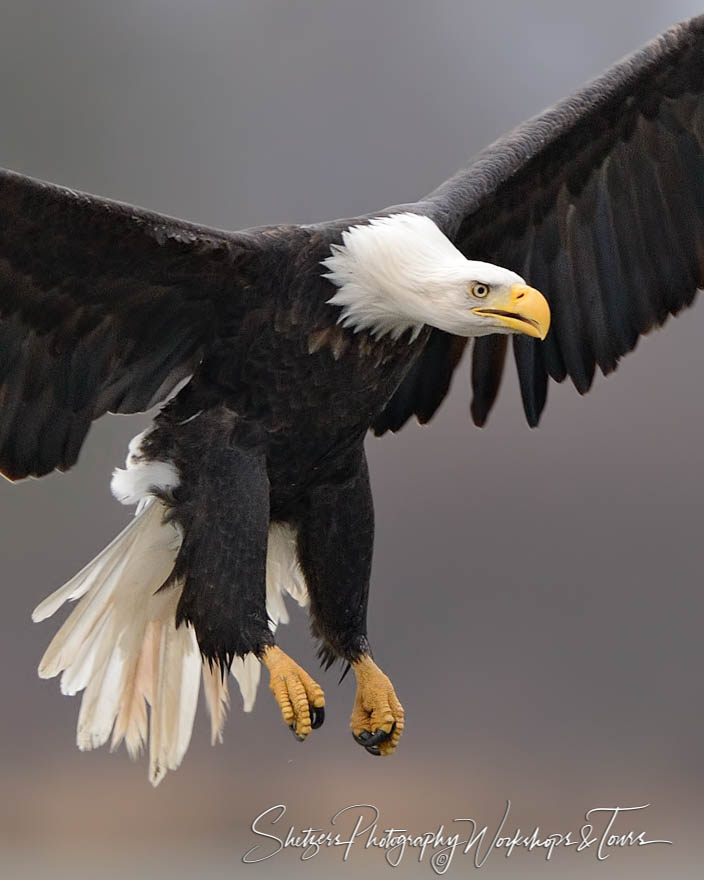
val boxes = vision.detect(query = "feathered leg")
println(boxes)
[167,426,274,668]
[295,445,404,756]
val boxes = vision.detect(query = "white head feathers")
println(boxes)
[321,213,525,341]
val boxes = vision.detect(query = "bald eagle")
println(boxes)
[2,15,703,784]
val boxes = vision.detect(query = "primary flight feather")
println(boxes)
[1,15,703,783]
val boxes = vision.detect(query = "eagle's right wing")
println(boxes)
[0,168,261,480]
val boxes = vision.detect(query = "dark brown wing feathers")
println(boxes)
[375,14,704,431]
[0,169,257,479]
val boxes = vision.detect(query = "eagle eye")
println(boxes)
[470,282,490,298]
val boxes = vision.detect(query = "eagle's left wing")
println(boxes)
[373,13,704,434]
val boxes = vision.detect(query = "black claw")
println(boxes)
[365,744,381,756]
[368,727,392,746]
[310,705,325,729]
[352,727,392,748]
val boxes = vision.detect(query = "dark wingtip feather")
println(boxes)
[513,336,549,427]
[470,334,508,427]
[470,404,488,428]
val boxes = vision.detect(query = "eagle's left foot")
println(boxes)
[261,645,326,741]
[349,655,404,756]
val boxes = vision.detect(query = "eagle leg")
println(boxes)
[294,444,404,755]
[260,645,326,741]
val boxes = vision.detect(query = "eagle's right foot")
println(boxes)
[261,645,326,741]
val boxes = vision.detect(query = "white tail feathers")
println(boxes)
[33,492,308,785]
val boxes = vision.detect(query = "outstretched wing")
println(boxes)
[373,14,704,434]
[0,168,260,479]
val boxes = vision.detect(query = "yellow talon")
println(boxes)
[260,645,325,740]
[349,655,404,756]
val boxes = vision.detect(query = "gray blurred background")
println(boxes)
[1,1,703,878]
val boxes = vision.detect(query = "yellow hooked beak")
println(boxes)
[472,284,551,340]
